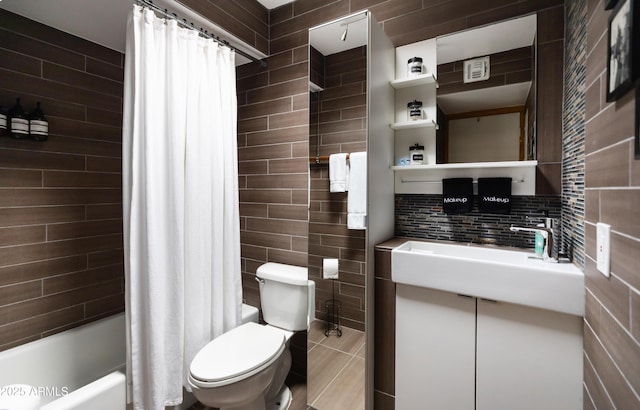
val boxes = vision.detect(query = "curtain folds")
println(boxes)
[122,6,241,409]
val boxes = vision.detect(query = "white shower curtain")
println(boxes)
[122,5,242,410]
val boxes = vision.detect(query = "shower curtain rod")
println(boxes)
[135,0,267,68]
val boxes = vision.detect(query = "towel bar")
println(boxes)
[400,178,526,184]
[309,154,350,164]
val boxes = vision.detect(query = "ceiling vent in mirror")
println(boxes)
[463,56,490,83]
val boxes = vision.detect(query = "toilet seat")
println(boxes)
[189,322,285,388]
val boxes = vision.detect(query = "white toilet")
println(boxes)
[188,262,315,410]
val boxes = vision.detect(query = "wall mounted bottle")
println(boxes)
[0,106,7,137]
[29,102,48,141]
[9,98,29,139]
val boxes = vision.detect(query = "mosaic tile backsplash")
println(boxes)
[395,194,562,251]
[561,0,586,268]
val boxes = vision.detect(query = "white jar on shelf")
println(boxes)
[407,57,423,77]
[409,143,425,165]
[407,100,423,121]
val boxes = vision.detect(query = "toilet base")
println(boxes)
[220,396,266,410]
[267,385,291,410]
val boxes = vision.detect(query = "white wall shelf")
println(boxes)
[393,160,537,195]
[390,119,438,130]
[392,39,439,175]
[391,160,537,171]
[390,73,438,89]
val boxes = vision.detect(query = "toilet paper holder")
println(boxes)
[324,277,342,338]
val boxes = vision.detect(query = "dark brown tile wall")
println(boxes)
[374,244,396,410]
[236,46,310,309]
[582,0,640,408]
[179,0,269,55]
[0,9,124,351]
[309,46,326,90]
[309,46,367,332]
[536,5,565,195]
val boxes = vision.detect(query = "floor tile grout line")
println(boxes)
[314,342,364,357]
[310,353,361,408]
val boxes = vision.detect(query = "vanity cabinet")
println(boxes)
[475,298,583,410]
[396,284,583,410]
[395,285,475,409]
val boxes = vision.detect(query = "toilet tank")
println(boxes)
[256,263,308,332]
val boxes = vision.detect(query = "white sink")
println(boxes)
[391,241,585,316]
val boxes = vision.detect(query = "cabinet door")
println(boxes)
[396,285,476,410]
[476,299,583,410]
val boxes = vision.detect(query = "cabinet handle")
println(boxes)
[480,298,498,303]
[457,294,474,299]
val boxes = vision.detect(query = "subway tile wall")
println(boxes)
[582,0,640,408]
[0,10,125,351]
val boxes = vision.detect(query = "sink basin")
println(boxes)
[391,241,585,316]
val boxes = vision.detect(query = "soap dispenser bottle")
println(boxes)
[9,98,29,139]
[534,223,545,257]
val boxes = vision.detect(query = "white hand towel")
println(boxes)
[347,152,367,230]
[329,153,349,192]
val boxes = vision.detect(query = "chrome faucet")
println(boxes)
[510,217,559,262]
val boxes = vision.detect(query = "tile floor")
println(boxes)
[306,320,365,410]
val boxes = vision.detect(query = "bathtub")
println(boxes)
[0,313,126,410]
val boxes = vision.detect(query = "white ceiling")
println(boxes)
[437,14,536,65]
[256,0,295,9]
[309,12,368,56]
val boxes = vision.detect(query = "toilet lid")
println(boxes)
[190,322,285,383]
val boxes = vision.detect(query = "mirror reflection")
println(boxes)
[307,12,368,410]
[436,15,537,163]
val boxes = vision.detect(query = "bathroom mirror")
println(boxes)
[436,15,537,163]
[307,12,369,410]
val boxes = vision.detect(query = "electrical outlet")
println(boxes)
[596,222,611,277]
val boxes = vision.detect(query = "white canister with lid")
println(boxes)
[409,143,425,165]
[407,57,423,77]
[407,100,423,121]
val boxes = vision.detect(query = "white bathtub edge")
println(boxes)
[41,371,126,410]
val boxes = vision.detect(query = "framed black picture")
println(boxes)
[636,82,640,159]
[605,0,619,10]
[606,0,637,102]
